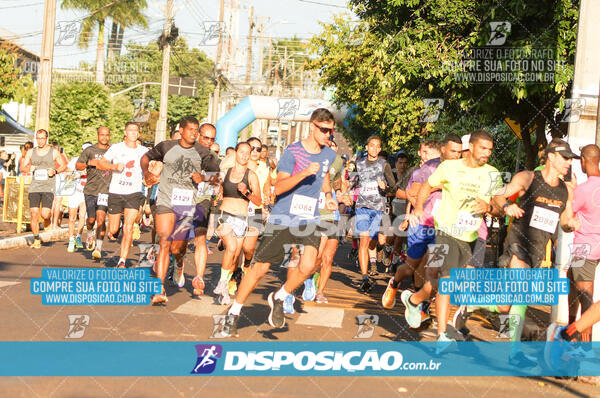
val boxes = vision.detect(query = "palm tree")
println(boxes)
[61,0,148,84]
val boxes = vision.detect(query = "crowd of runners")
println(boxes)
[22,109,600,369]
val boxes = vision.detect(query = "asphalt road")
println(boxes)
[0,230,598,397]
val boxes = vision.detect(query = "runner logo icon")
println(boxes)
[191,344,223,374]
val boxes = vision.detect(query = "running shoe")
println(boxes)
[75,235,83,249]
[544,323,569,371]
[376,247,384,264]
[151,287,168,305]
[368,261,378,276]
[219,292,231,306]
[107,232,117,241]
[173,263,185,288]
[267,292,285,328]
[315,293,328,304]
[283,294,295,314]
[509,351,538,369]
[213,279,228,296]
[192,276,205,296]
[86,234,95,251]
[31,238,42,249]
[67,239,75,253]
[381,277,397,309]
[400,290,423,328]
[382,245,392,268]
[302,278,316,301]
[133,223,141,240]
[435,332,457,354]
[116,259,126,269]
[92,249,102,260]
[452,305,472,336]
[227,279,237,296]
[359,277,373,293]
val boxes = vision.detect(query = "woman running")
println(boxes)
[213,142,261,304]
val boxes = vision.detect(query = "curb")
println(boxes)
[0,228,69,250]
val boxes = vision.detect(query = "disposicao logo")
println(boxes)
[191,344,222,374]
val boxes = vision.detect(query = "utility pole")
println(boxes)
[245,5,254,89]
[256,16,266,80]
[35,0,57,133]
[211,0,225,124]
[155,0,173,144]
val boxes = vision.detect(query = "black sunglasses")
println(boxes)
[250,146,261,152]
[312,122,334,135]
[201,135,215,141]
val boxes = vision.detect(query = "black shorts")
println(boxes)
[84,194,108,217]
[253,222,322,265]
[193,201,211,234]
[469,238,487,268]
[28,192,54,209]
[570,257,599,282]
[499,241,546,268]
[430,230,477,277]
[107,192,145,215]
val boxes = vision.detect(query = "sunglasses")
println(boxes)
[201,136,215,141]
[312,122,334,135]
[250,146,261,152]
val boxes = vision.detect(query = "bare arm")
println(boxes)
[53,149,67,173]
[21,149,33,173]
[490,171,532,218]
[406,182,421,206]
[246,171,262,207]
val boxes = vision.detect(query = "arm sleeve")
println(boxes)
[277,148,295,175]
[428,161,447,187]
[145,141,169,162]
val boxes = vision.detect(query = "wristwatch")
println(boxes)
[502,201,512,211]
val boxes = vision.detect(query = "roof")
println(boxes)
[0,109,34,136]
[0,27,40,61]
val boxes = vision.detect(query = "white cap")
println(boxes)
[461,134,471,151]
[82,143,92,150]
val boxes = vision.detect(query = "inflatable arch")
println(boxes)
[215,95,351,154]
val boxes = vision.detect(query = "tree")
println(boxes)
[61,0,148,84]
[263,36,310,94]
[0,47,20,121]
[49,82,133,155]
[309,0,579,169]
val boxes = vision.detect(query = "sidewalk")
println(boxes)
[0,216,68,250]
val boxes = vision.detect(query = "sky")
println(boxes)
[0,0,354,70]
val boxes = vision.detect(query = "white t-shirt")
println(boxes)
[103,142,148,195]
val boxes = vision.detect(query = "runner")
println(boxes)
[354,136,396,292]
[76,127,112,259]
[21,129,67,248]
[453,138,578,365]
[98,122,148,268]
[141,116,214,304]
[304,138,348,305]
[382,135,462,308]
[65,147,87,252]
[191,123,221,297]
[213,142,261,305]
[401,130,500,353]
[224,108,338,335]
[566,144,600,341]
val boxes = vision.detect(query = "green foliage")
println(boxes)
[49,82,133,155]
[0,48,20,121]
[309,0,579,169]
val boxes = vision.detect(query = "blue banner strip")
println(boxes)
[1,342,599,376]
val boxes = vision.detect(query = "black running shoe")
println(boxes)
[452,305,472,336]
[267,292,285,328]
[360,277,373,293]
[232,267,243,286]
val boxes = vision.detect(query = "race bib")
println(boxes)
[456,210,480,232]
[171,188,194,206]
[97,193,108,207]
[529,206,559,233]
[290,194,317,218]
[226,215,248,236]
[361,181,379,196]
[34,169,48,181]
[318,192,326,209]
[116,173,133,189]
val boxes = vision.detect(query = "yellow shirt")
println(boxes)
[428,158,501,242]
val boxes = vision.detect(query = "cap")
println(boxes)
[82,143,92,150]
[546,142,580,159]
[461,134,470,151]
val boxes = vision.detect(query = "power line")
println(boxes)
[295,0,347,8]
[0,2,44,10]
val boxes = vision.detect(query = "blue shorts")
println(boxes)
[354,207,383,239]
[407,224,436,260]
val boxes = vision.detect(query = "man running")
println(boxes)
[354,136,396,292]
[382,135,462,308]
[65,148,87,252]
[402,130,500,352]
[224,108,338,335]
[76,127,112,259]
[98,122,148,268]
[455,138,578,365]
[141,116,214,304]
[191,123,221,297]
[22,129,67,248]
[566,144,600,341]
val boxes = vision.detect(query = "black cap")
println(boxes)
[546,143,580,159]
